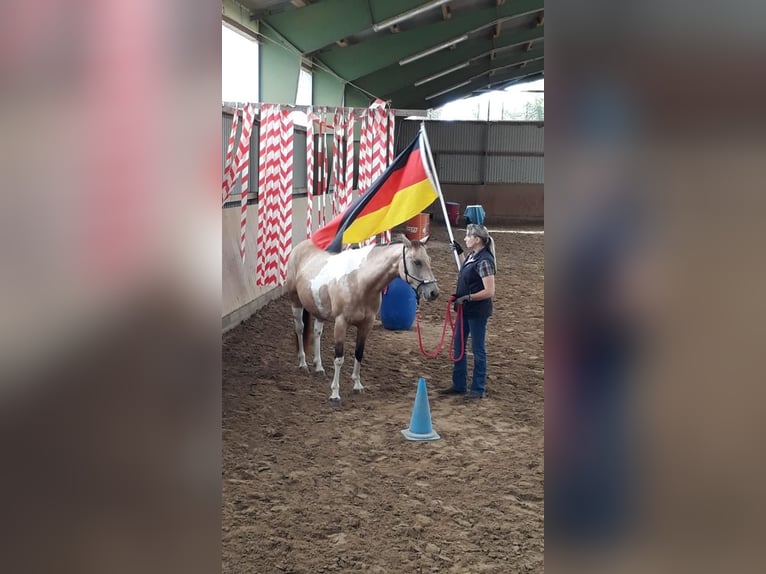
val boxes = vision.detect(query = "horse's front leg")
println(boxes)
[313,319,325,375]
[352,316,374,394]
[291,306,309,373]
[329,318,348,406]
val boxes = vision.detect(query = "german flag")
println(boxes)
[311,127,439,252]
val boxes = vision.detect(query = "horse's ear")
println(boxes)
[398,233,412,248]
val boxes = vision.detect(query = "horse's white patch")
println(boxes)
[310,246,374,313]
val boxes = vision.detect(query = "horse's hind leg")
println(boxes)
[313,319,326,375]
[291,306,309,373]
[329,318,348,405]
[351,316,374,394]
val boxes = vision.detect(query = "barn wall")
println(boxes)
[222,109,313,331]
[426,184,543,226]
[397,119,544,224]
[222,111,543,329]
[223,191,340,332]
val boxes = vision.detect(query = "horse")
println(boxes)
[285,235,440,405]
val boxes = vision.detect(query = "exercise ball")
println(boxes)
[380,277,417,330]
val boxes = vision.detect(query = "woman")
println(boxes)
[439,224,497,400]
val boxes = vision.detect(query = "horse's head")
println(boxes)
[398,235,440,302]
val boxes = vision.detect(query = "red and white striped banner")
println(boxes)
[277,110,294,283]
[362,110,373,195]
[321,112,329,226]
[371,107,386,183]
[256,104,282,284]
[384,108,396,243]
[357,113,367,194]
[372,106,388,244]
[316,110,326,228]
[225,102,397,272]
[356,100,390,245]
[221,111,239,205]
[344,109,355,214]
[235,104,255,262]
[305,107,314,239]
[331,112,344,218]
[359,110,374,246]
[370,108,386,243]
[387,108,395,166]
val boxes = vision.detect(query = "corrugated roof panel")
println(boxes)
[488,123,544,153]
[428,122,487,152]
[398,120,488,153]
[486,156,543,183]
[395,120,419,149]
[436,153,482,184]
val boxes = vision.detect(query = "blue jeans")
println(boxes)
[452,314,489,395]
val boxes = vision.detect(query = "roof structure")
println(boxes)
[228,0,544,110]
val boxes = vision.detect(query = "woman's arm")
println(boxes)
[468,275,495,301]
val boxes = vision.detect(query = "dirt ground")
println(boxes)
[222,225,544,573]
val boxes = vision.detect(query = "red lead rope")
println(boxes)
[415,297,466,362]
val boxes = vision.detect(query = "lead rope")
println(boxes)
[415,297,466,362]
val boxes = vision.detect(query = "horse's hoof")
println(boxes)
[299,364,309,373]
[315,369,327,377]
[328,397,341,408]
[352,388,365,394]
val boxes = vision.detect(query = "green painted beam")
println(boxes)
[483,71,544,94]
[261,0,419,55]
[316,0,543,80]
[222,0,254,31]
[263,0,370,54]
[368,0,425,26]
[259,25,301,104]
[354,27,544,97]
[481,61,545,86]
[386,49,543,108]
[405,60,545,109]
[475,49,544,80]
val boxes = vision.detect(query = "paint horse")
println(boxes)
[286,235,439,405]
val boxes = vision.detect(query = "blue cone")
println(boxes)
[401,377,440,441]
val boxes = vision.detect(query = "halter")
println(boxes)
[401,244,437,301]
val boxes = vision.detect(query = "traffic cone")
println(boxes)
[401,377,440,441]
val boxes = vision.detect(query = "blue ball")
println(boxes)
[380,277,417,331]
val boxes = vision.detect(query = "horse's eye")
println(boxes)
[414,259,422,267]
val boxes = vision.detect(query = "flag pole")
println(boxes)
[420,123,461,271]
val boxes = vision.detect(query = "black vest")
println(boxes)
[456,248,494,318]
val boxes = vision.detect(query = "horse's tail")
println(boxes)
[300,308,313,356]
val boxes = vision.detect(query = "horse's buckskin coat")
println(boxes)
[286,235,439,404]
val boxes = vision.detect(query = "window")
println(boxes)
[426,79,544,121]
[222,23,259,103]
[291,67,313,127]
